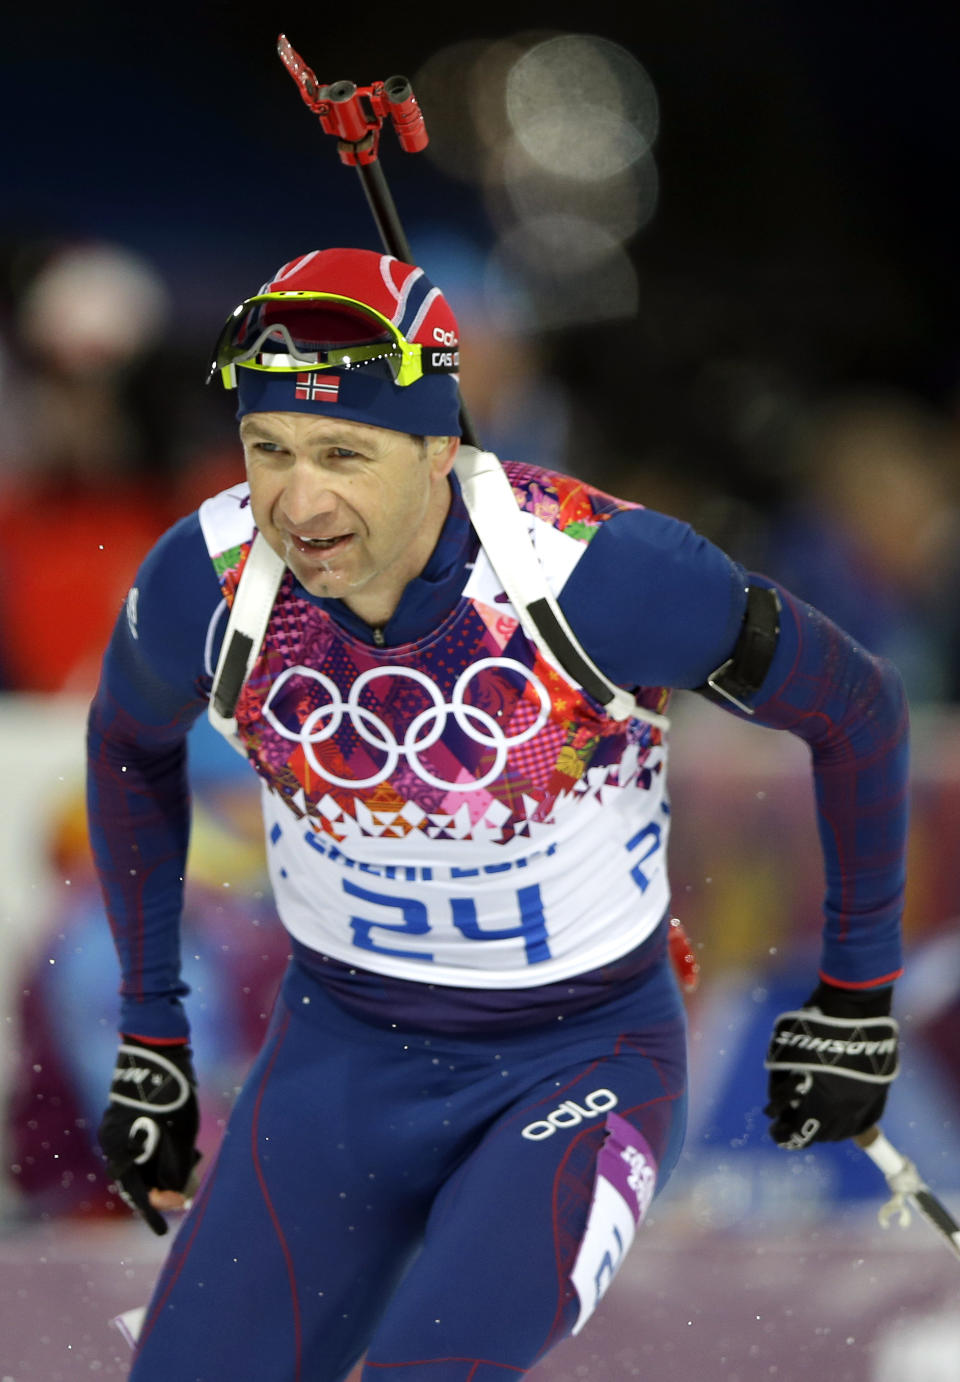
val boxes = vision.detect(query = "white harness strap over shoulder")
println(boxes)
[207,447,670,750]
[208,531,285,751]
[455,448,668,729]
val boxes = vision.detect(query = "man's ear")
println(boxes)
[428,435,459,477]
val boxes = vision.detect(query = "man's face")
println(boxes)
[240,412,457,618]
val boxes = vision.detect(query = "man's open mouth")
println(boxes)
[291,533,352,553]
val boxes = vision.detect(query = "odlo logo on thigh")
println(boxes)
[521,1089,619,1141]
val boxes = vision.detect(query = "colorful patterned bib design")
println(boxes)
[199,464,673,988]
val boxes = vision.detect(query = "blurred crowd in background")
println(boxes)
[2,230,959,702]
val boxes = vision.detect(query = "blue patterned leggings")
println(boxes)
[129,958,686,1381]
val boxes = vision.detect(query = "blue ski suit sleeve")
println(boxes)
[559,506,908,991]
[737,576,908,990]
[86,513,223,1041]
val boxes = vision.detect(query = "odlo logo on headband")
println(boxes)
[521,1088,619,1141]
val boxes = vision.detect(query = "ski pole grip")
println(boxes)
[855,1126,908,1178]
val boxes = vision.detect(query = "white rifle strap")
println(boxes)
[455,446,669,730]
[208,532,286,750]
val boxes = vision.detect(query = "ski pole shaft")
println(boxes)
[355,157,415,270]
[855,1124,960,1261]
[351,151,479,446]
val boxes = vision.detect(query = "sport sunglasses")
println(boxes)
[208,290,458,390]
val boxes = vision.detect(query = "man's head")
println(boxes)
[213,249,462,618]
[211,247,462,438]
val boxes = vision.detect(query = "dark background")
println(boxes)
[5,1,958,397]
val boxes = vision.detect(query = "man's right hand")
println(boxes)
[97,1038,200,1235]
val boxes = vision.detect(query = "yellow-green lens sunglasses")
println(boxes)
[208,290,457,390]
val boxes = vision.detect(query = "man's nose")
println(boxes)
[279,461,340,525]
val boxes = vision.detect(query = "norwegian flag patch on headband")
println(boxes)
[295,373,340,403]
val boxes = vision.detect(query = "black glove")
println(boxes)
[98,1038,200,1235]
[763,981,899,1150]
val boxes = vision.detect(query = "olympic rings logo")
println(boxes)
[262,658,552,792]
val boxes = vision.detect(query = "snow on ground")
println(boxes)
[2,1210,958,1380]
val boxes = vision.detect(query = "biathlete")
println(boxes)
[90,247,907,1381]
